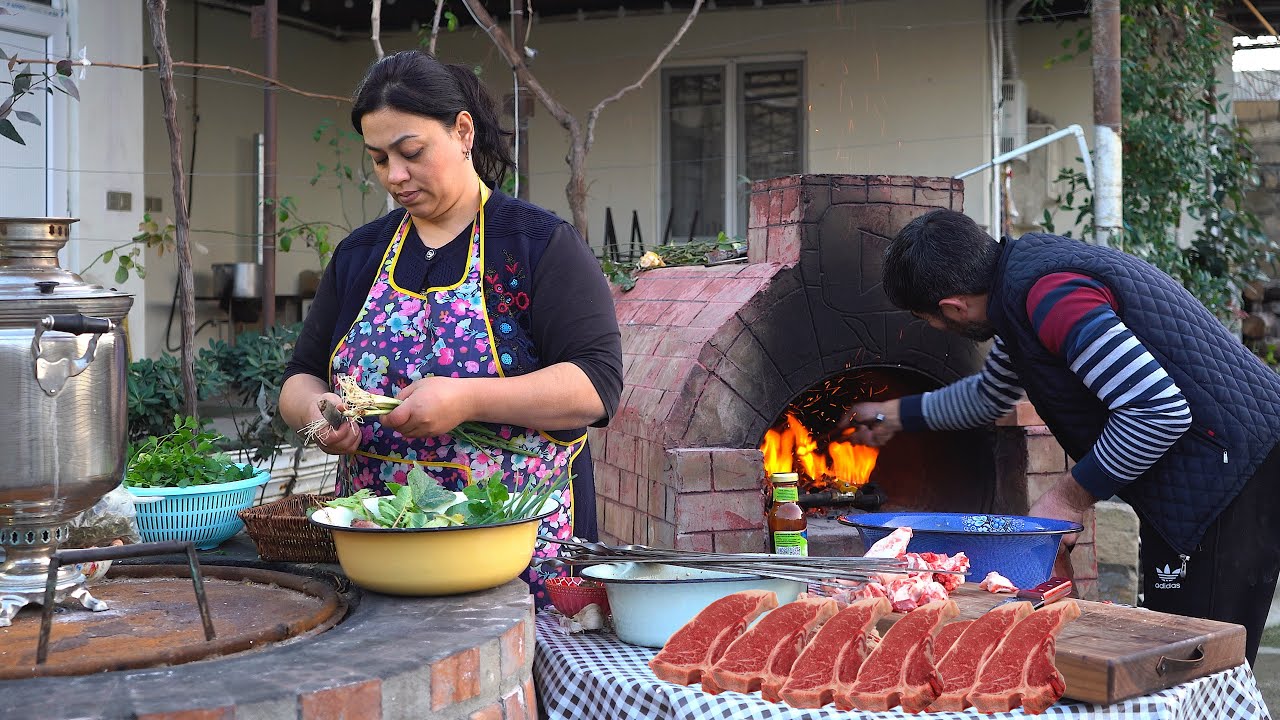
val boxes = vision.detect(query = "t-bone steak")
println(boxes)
[838,599,959,713]
[704,596,837,696]
[648,590,778,686]
[967,600,1082,714]
[928,600,1034,711]
[777,597,893,709]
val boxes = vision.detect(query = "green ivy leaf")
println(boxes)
[0,118,24,145]
[115,265,129,284]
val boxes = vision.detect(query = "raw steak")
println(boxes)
[648,590,778,686]
[928,601,1034,711]
[704,597,838,696]
[932,619,975,660]
[967,600,1082,714]
[838,599,959,713]
[777,597,892,709]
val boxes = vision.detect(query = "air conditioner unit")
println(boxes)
[1000,79,1027,154]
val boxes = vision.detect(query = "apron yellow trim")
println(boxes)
[472,181,507,380]
[539,430,587,448]
[327,213,409,385]
[387,182,491,298]
[353,449,473,480]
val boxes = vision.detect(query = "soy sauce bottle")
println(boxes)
[768,473,808,556]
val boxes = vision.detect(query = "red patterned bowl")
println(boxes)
[545,576,611,617]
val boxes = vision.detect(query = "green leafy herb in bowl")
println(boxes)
[125,415,258,489]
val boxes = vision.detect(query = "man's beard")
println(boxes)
[941,317,997,341]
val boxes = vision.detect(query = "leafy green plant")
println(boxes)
[274,120,382,270]
[125,415,258,489]
[0,48,79,145]
[127,351,228,444]
[321,466,566,529]
[1036,0,1279,324]
[204,323,302,463]
[82,213,176,284]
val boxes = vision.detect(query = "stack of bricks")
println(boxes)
[592,174,970,553]
[996,401,1100,600]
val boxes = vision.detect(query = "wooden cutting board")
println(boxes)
[877,585,1246,706]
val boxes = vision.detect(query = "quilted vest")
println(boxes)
[986,233,1280,554]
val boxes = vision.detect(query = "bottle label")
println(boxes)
[773,486,799,502]
[773,530,809,556]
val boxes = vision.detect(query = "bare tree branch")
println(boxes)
[371,0,385,59]
[145,0,197,417]
[428,0,446,56]
[13,56,349,103]
[585,0,703,154]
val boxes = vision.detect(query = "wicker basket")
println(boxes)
[237,493,338,563]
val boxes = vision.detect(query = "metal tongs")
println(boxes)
[535,537,967,587]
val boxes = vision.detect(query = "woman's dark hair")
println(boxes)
[882,209,1002,314]
[351,50,514,186]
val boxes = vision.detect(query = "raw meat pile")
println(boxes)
[830,527,972,612]
[650,591,1081,715]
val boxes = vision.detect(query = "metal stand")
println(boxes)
[36,540,217,664]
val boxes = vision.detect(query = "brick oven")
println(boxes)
[589,173,1098,597]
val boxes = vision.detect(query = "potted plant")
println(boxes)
[124,415,270,549]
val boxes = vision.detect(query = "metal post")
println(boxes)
[1092,0,1122,247]
[262,0,279,327]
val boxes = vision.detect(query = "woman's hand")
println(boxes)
[381,376,474,438]
[308,392,361,455]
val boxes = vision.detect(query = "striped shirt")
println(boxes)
[899,273,1192,499]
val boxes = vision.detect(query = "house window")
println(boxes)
[663,60,804,241]
[0,4,68,218]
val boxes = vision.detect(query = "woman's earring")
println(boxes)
[464,148,471,161]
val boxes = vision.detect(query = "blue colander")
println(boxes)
[837,512,1083,589]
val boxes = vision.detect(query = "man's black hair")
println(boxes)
[882,209,1002,313]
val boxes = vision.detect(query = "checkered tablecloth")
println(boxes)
[533,612,1272,720]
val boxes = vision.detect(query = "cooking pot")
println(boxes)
[0,217,133,625]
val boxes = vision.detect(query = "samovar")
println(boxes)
[0,218,133,626]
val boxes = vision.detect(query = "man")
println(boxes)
[842,209,1280,665]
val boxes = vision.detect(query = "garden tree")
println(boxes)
[1043,0,1278,323]
[459,0,705,240]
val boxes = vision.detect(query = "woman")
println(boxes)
[280,50,623,603]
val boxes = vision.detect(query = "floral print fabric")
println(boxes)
[330,190,580,605]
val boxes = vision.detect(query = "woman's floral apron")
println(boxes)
[329,182,583,604]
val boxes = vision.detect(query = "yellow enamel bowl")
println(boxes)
[308,501,557,596]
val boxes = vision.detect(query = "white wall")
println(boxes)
[70,0,147,356]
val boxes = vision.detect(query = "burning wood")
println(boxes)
[761,413,879,494]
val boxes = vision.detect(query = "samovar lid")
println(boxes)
[0,217,133,321]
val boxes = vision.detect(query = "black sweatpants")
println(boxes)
[1138,441,1280,666]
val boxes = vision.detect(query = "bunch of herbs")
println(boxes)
[125,415,257,489]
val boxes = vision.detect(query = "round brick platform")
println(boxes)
[1,538,536,720]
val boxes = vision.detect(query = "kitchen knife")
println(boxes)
[995,576,1073,610]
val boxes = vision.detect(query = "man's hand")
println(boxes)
[381,376,474,438]
[836,399,902,447]
[1027,473,1096,549]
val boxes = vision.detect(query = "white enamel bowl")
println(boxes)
[579,563,805,648]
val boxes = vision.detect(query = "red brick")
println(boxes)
[502,686,530,720]
[691,302,738,329]
[635,475,650,517]
[469,703,503,720]
[867,183,893,203]
[833,181,868,205]
[766,224,801,265]
[749,191,770,230]
[917,187,956,208]
[648,478,666,517]
[676,490,766,532]
[610,433,638,474]
[675,531,714,551]
[137,711,234,720]
[595,463,620,501]
[500,620,527,678]
[996,401,1045,427]
[889,185,915,204]
[603,502,635,542]
[619,470,639,509]
[747,226,769,263]
[891,175,914,186]
[665,487,679,522]
[652,520,676,548]
[778,186,803,224]
[768,188,783,225]
[714,529,768,554]
[711,449,765,490]
[1026,435,1068,474]
[768,175,801,190]
[523,678,538,715]
[431,648,481,711]
[889,204,931,233]
[1071,541,1099,582]
[300,679,382,720]
[672,450,712,492]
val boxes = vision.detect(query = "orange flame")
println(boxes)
[761,413,879,493]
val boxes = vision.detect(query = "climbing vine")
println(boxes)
[1040,0,1278,324]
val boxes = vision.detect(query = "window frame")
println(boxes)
[659,53,806,242]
